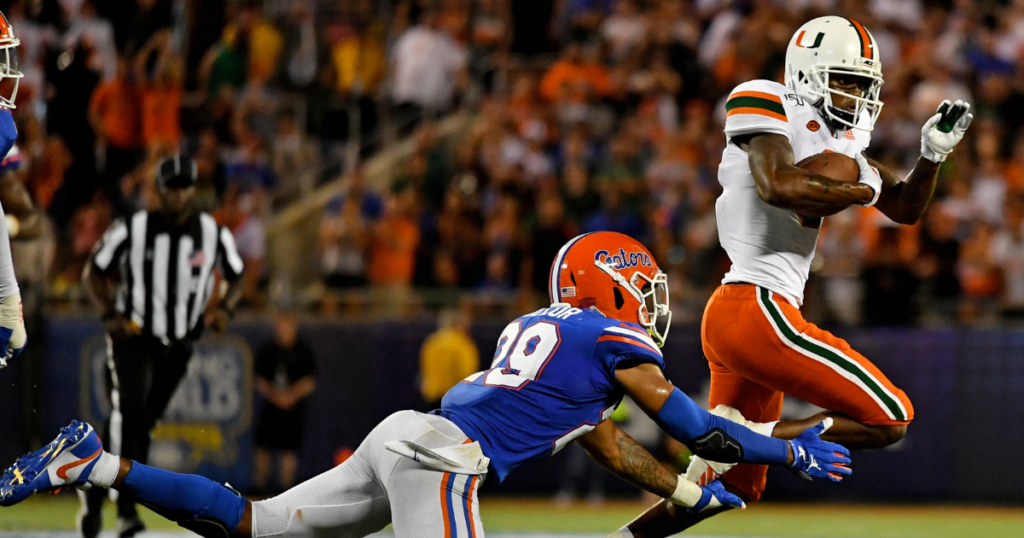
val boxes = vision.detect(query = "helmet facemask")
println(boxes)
[0,39,21,109]
[798,59,883,132]
[595,259,671,347]
[633,270,671,347]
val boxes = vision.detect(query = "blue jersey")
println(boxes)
[437,304,665,482]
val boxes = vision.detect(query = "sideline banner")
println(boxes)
[30,317,1024,502]
[79,334,254,487]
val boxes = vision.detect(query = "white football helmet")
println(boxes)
[784,16,883,132]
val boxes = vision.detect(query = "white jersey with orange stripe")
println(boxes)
[716,79,871,306]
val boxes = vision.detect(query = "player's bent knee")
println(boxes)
[876,423,907,446]
[859,423,907,448]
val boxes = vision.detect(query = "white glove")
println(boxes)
[921,100,973,163]
[855,152,882,207]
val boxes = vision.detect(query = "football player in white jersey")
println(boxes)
[614,16,973,538]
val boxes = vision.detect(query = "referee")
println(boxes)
[80,156,245,538]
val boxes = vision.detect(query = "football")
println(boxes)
[796,152,860,183]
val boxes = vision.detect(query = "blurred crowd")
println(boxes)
[315,0,1024,327]
[6,0,481,309]
[9,0,1024,327]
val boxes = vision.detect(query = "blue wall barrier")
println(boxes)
[0,316,1021,503]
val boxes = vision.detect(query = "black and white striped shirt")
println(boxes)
[90,210,245,341]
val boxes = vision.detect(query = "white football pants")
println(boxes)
[252,411,485,538]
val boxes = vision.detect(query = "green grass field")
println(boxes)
[2,494,1023,537]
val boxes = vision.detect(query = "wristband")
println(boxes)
[668,474,703,507]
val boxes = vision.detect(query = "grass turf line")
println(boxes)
[1,494,1023,537]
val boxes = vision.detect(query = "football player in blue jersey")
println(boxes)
[0,232,852,537]
[0,10,35,371]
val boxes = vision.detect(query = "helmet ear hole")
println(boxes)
[613,287,624,310]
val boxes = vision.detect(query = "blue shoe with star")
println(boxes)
[0,420,104,506]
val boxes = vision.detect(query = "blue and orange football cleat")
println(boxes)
[0,420,104,506]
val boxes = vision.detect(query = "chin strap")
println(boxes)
[594,261,645,304]
[821,107,852,134]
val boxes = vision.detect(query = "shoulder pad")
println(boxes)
[728,79,788,99]
[724,80,791,140]
[595,321,663,358]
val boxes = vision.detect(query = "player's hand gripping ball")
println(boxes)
[921,100,973,163]
[787,418,852,482]
[854,152,882,207]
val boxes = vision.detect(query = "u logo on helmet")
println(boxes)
[784,16,884,132]
[795,31,824,49]
[594,249,652,270]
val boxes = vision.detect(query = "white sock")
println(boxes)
[87,451,121,488]
[607,527,635,538]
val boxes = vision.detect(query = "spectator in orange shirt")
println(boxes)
[135,31,182,152]
[89,57,141,214]
[367,182,420,287]
[538,43,611,103]
[367,181,421,316]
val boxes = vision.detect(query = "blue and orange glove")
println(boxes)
[688,479,745,514]
[788,418,852,482]
[669,474,746,513]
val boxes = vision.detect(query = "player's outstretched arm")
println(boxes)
[578,419,678,498]
[873,100,973,224]
[746,132,874,216]
[578,419,745,514]
[615,363,851,481]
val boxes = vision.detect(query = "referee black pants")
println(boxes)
[84,335,193,520]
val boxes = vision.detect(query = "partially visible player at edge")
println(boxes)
[2,231,852,537]
[0,10,41,372]
[616,16,973,538]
